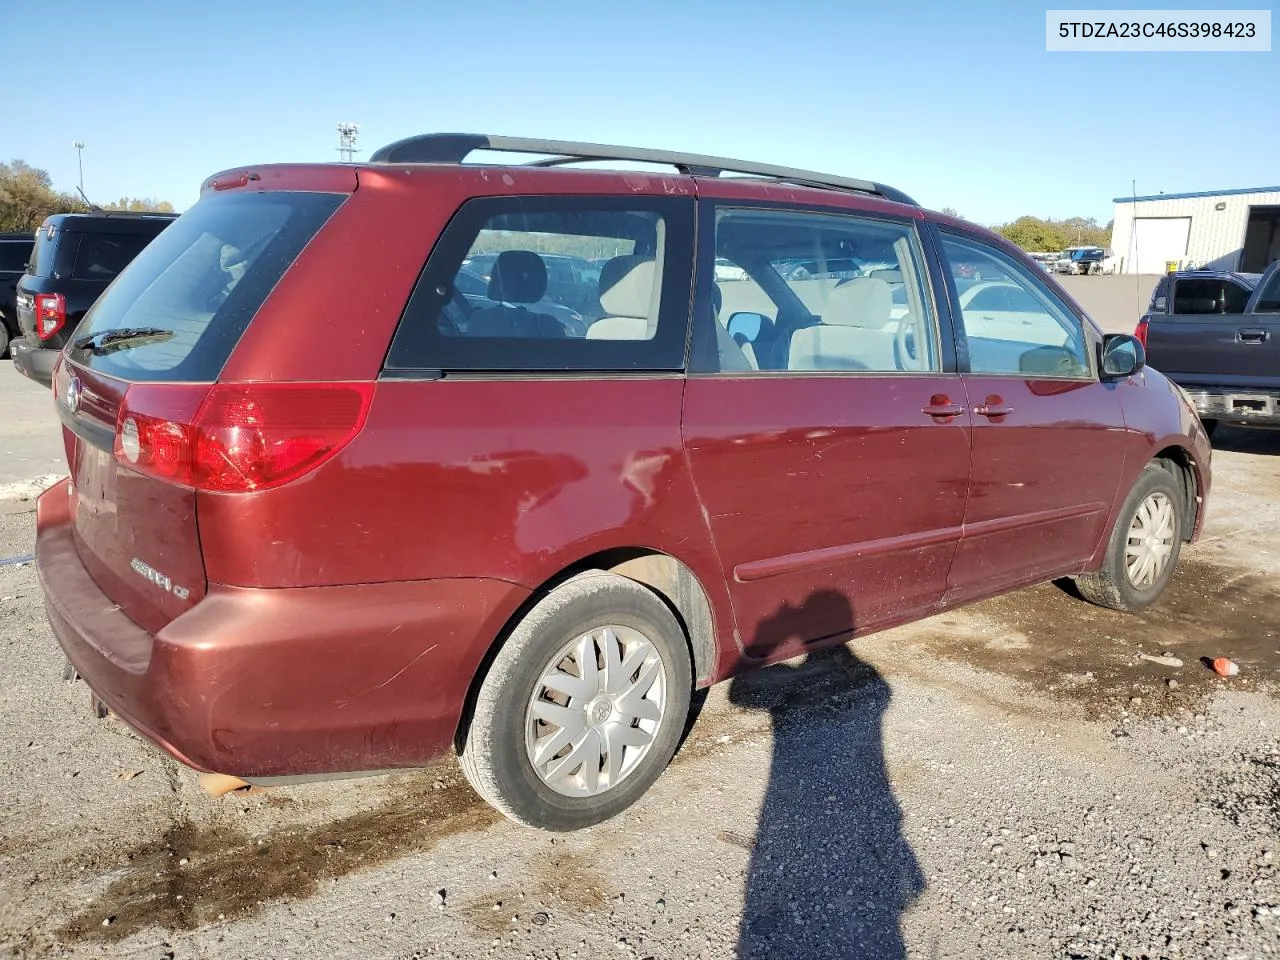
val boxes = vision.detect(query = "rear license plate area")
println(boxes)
[1227,396,1272,415]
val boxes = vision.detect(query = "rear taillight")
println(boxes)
[114,383,374,492]
[35,293,66,340]
[1134,317,1149,348]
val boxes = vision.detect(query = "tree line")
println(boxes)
[0,160,174,233]
[943,209,1111,252]
[994,215,1112,252]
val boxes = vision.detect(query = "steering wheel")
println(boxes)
[895,317,923,371]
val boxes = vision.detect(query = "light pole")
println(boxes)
[72,141,85,196]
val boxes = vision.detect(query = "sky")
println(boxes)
[4,0,1276,225]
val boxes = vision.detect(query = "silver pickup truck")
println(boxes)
[1139,263,1280,435]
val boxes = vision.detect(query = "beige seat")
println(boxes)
[788,277,896,371]
[587,255,661,340]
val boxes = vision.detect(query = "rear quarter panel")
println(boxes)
[203,167,736,676]
[196,378,737,674]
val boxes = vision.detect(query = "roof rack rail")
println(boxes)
[368,133,917,206]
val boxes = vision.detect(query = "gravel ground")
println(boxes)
[1,428,1278,960]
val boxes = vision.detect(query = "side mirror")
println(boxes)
[1101,333,1145,379]
[727,311,767,342]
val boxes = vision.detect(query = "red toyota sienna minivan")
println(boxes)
[36,134,1211,831]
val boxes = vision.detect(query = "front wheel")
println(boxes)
[1073,462,1185,612]
[459,572,692,830]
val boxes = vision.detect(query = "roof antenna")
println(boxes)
[76,185,104,212]
[1132,178,1141,318]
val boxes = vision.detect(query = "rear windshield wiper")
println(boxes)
[73,327,174,355]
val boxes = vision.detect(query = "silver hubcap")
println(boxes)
[525,625,667,798]
[1125,491,1176,588]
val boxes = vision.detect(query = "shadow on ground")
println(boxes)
[1211,424,1280,457]
[729,591,923,959]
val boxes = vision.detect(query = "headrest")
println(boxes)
[488,251,547,304]
[599,255,657,317]
[868,268,903,284]
[823,277,893,328]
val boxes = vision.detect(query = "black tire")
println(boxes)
[458,571,692,831]
[1073,462,1185,612]
[0,321,10,360]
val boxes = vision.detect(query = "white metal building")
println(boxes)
[1110,186,1280,275]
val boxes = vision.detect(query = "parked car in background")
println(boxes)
[12,211,178,386]
[37,134,1208,834]
[1138,266,1279,435]
[1055,246,1102,274]
[714,256,750,281]
[1058,247,1106,275]
[0,232,34,358]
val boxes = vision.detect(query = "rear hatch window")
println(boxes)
[67,191,344,382]
[26,224,62,278]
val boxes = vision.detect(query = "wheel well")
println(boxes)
[452,549,719,754]
[1153,445,1199,541]
[568,548,718,688]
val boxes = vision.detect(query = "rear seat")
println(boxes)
[787,277,897,371]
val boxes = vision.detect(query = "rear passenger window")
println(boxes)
[386,196,694,373]
[695,208,938,374]
[1172,277,1251,315]
[0,241,32,273]
[72,233,154,281]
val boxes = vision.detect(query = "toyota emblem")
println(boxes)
[65,375,81,414]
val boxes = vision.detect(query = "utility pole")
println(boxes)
[72,141,85,195]
[337,123,360,162]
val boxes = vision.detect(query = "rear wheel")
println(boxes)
[459,572,692,830]
[1074,462,1185,612]
[0,321,10,359]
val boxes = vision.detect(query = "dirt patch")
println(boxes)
[903,558,1279,719]
[457,846,613,937]
[57,768,499,944]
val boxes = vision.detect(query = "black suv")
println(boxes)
[0,233,34,358]
[13,211,177,386]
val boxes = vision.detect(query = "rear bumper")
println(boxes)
[12,339,56,387]
[36,483,531,779]
[1182,387,1280,426]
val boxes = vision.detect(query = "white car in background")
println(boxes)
[958,281,1074,347]
[714,257,749,282]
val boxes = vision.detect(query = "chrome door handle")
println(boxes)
[922,395,964,421]
[974,395,1014,420]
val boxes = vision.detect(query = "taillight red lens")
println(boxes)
[1134,317,1149,348]
[35,293,66,340]
[193,385,374,491]
[114,383,374,492]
